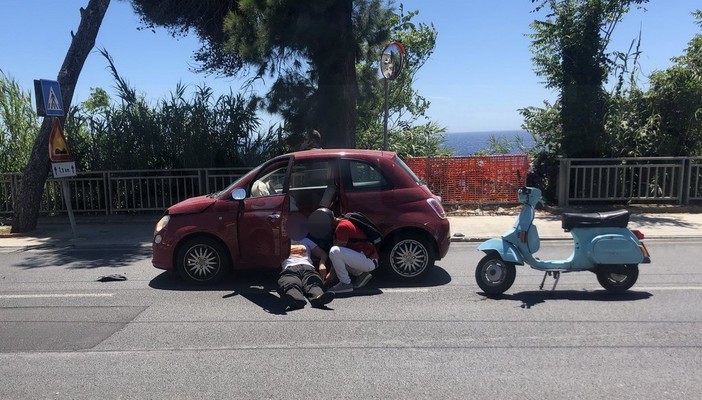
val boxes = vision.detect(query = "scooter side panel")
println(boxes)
[478,238,525,264]
[590,234,644,264]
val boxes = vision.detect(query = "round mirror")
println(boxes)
[380,42,406,80]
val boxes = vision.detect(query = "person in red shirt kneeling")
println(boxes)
[314,209,379,294]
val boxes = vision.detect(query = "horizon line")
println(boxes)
[446,129,527,135]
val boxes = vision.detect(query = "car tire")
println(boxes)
[382,233,435,280]
[176,237,230,285]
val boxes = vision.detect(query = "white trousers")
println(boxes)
[328,245,377,284]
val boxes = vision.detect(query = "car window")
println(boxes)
[290,160,334,190]
[342,159,388,191]
[395,156,423,185]
[250,161,289,198]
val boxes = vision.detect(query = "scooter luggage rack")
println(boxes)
[539,271,561,291]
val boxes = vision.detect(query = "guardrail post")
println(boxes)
[558,158,569,206]
[682,158,691,205]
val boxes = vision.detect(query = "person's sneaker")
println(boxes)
[280,293,306,310]
[329,281,353,294]
[309,291,335,308]
[353,272,373,289]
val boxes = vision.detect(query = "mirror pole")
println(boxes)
[383,78,389,151]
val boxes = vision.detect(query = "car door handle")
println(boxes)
[268,213,281,221]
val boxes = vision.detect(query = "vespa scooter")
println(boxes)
[475,187,651,295]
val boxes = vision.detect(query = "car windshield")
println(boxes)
[212,163,264,198]
[395,156,423,185]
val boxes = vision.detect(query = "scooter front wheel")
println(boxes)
[596,264,639,293]
[476,254,516,295]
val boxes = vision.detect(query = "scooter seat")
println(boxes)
[561,209,630,231]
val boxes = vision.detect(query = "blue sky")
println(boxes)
[1,0,700,133]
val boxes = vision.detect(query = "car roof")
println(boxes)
[283,148,398,161]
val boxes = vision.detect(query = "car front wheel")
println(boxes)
[176,237,230,285]
[382,233,435,280]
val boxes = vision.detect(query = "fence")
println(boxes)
[558,157,702,205]
[404,154,530,204]
[0,168,250,217]
[6,155,699,216]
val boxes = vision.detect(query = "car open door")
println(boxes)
[237,157,293,268]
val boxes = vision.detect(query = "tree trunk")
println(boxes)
[11,0,110,233]
[315,0,357,149]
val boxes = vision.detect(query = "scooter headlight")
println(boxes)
[518,187,530,204]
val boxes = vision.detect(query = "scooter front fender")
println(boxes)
[477,238,525,265]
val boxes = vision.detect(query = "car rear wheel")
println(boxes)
[382,233,435,280]
[176,237,230,285]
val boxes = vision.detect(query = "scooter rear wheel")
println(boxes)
[476,254,516,295]
[596,264,639,293]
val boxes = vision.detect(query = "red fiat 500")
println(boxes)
[152,149,451,284]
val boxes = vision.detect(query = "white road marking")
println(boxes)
[0,293,114,299]
[635,287,702,291]
[381,288,430,293]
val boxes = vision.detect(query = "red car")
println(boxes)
[152,149,451,284]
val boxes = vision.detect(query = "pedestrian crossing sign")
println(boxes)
[33,79,65,117]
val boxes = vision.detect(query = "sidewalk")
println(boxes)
[1,210,701,250]
[0,215,156,250]
[448,210,702,242]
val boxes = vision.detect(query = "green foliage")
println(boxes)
[62,50,287,171]
[524,0,650,199]
[0,70,40,172]
[519,101,562,200]
[641,11,702,156]
[129,0,446,151]
[527,0,649,159]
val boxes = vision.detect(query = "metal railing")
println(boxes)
[0,168,249,217]
[558,157,702,206]
[3,157,701,217]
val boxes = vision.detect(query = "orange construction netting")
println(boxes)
[404,154,530,204]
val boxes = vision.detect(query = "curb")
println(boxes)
[450,235,702,243]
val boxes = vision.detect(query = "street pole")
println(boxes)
[379,41,405,152]
[383,78,389,151]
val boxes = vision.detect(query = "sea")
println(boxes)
[441,130,534,156]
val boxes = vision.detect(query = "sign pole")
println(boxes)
[35,80,79,239]
[61,180,78,238]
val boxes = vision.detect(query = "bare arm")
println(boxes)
[312,246,330,281]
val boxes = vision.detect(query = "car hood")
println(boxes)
[167,195,216,215]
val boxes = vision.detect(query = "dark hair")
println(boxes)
[300,129,322,150]
[308,129,321,143]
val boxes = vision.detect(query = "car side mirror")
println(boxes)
[231,188,246,201]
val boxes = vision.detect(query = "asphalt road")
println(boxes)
[0,240,700,399]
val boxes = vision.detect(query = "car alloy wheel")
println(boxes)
[386,234,435,280]
[177,237,229,285]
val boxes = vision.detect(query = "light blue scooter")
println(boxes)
[476,187,651,294]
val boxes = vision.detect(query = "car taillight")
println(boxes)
[427,198,446,219]
[631,229,644,240]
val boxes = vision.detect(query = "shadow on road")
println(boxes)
[149,264,453,313]
[12,245,151,270]
[479,289,653,309]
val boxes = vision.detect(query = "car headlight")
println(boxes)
[155,215,170,233]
